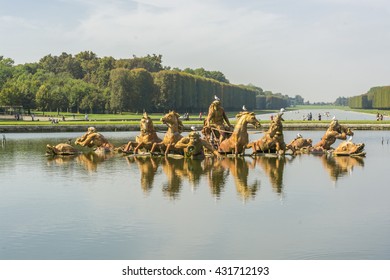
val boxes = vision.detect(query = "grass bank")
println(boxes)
[2,106,390,132]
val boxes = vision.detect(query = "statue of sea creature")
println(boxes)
[332,140,366,157]
[75,127,114,153]
[312,118,354,153]
[286,133,313,154]
[46,141,79,156]
[175,128,221,159]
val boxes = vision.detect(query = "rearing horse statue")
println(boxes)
[122,112,162,154]
[218,111,261,156]
[150,110,184,156]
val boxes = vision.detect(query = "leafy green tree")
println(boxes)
[294,95,304,105]
[129,68,154,112]
[80,87,105,113]
[334,96,348,106]
[66,79,88,113]
[109,68,132,113]
[116,54,163,72]
[35,73,70,113]
[152,70,175,111]
[75,51,99,83]
[0,56,15,91]
[183,67,229,83]
[0,71,39,113]
[93,56,116,88]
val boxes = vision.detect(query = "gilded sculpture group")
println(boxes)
[46,96,366,158]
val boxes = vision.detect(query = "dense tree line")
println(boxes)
[349,86,390,109]
[1,52,290,114]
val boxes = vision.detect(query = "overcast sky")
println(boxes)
[1,0,390,102]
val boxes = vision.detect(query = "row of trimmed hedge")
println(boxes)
[152,71,256,112]
[349,86,390,109]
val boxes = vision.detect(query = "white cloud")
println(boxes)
[2,0,390,101]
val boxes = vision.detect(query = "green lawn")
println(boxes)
[1,106,388,126]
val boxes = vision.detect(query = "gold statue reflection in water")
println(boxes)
[126,156,161,194]
[320,154,365,182]
[204,157,229,198]
[76,152,113,172]
[46,151,113,172]
[46,154,78,166]
[160,157,184,198]
[220,157,259,200]
[254,155,287,194]
[161,157,213,197]
[122,155,289,200]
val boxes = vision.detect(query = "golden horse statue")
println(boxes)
[150,111,184,156]
[218,111,261,156]
[247,111,286,155]
[122,112,162,154]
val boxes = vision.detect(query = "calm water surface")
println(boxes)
[1,128,390,260]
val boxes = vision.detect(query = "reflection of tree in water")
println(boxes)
[126,156,161,194]
[204,157,229,198]
[255,155,286,194]
[220,157,259,200]
[321,155,365,182]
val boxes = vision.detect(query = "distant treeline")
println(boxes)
[349,86,390,109]
[0,52,292,114]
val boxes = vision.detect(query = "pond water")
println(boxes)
[1,128,390,260]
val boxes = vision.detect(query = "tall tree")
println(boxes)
[109,68,132,113]
[116,54,163,72]
[129,68,154,112]
[0,56,14,90]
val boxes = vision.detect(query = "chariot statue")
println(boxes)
[201,96,234,146]
[175,127,221,159]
